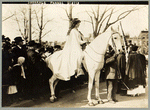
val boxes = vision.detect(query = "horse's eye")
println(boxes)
[114,37,117,39]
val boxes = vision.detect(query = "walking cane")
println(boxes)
[121,80,129,90]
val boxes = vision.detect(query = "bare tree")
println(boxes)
[11,5,36,43]
[86,6,141,38]
[13,8,29,43]
[59,4,74,30]
[33,5,53,44]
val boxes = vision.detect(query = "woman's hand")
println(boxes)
[80,40,86,45]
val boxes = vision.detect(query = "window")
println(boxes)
[142,36,145,39]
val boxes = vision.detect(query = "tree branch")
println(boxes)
[14,12,24,38]
[83,20,92,23]
[41,30,51,38]
[59,6,70,18]
[42,18,54,30]
[2,14,15,22]
[91,7,97,20]
[34,10,40,28]
[86,10,94,32]
[103,8,114,32]
[103,7,139,32]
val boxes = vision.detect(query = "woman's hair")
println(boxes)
[67,18,81,35]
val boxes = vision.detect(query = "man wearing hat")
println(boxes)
[127,40,133,54]
[2,35,6,50]
[12,37,27,65]
[26,40,43,99]
[5,37,11,43]
[105,48,119,104]
[11,37,27,100]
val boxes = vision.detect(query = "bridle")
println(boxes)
[84,32,121,63]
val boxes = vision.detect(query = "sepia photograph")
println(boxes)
[1,1,148,108]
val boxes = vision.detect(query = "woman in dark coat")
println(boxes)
[126,46,146,89]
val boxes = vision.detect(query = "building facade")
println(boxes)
[126,31,148,55]
[137,31,148,55]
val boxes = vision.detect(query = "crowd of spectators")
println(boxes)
[2,35,147,106]
[2,35,64,105]
[2,35,88,106]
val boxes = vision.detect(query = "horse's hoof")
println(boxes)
[98,100,104,104]
[50,97,55,103]
[88,102,95,106]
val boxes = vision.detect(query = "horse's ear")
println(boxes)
[117,25,120,32]
[118,25,123,36]
[111,27,115,33]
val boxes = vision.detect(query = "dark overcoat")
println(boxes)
[126,51,146,88]
[116,52,126,80]
[105,54,119,79]
[12,45,27,64]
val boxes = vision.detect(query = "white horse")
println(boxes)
[45,27,123,106]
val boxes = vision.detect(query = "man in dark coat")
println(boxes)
[26,40,52,99]
[11,37,27,99]
[105,50,120,104]
[127,40,133,54]
[12,37,27,65]
[26,40,41,99]
[2,42,13,84]
[116,49,126,94]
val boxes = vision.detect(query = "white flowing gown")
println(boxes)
[46,28,84,81]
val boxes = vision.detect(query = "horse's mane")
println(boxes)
[86,30,112,55]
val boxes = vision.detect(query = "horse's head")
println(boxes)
[108,26,124,54]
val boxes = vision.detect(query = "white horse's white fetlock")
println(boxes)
[50,96,57,103]
[50,96,55,103]
[88,102,95,106]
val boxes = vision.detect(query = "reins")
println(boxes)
[84,32,120,63]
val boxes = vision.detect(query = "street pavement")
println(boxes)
[6,80,148,108]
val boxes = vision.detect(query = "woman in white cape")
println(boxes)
[47,18,85,81]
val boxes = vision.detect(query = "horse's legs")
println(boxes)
[54,79,59,90]
[49,74,57,102]
[95,70,104,104]
[87,71,95,106]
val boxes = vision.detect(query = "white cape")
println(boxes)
[46,29,83,81]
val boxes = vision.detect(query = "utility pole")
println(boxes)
[39,5,43,44]
[29,4,32,42]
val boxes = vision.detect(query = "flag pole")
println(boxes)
[120,21,128,62]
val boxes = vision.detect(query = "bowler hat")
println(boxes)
[14,37,24,43]
[5,37,10,41]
